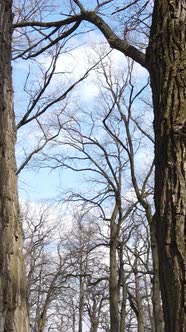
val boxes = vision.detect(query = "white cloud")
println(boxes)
[38,30,148,103]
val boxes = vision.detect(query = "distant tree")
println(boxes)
[22,203,59,332]
[39,57,160,331]
[22,204,108,332]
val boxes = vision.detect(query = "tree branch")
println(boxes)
[82,11,148,70]
[13,10,148,69]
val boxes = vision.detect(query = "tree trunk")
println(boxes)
[72,308,76,332]
[110,235,119,332]
[150,221,164,332]
[119,242,127,332]
[0,1,29,331]
[134,270,144,332]
[91,321,99,332]
[148,1,186,330]
[78,271,84,332]
[145,207,164,332]
[90,305,99,332]
[89,297,99,332]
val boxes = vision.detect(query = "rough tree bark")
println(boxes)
[148,1,186,331]
[0,1,29,331]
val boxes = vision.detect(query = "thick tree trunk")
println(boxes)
[148,1,186,330]
[0,1,29,331]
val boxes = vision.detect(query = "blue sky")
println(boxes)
[13,4,151,204]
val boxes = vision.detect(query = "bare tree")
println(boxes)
[23,204,109,332]
[13,1,186,329]
[22,203,59,332]
[86,281,109,332]
[36,57,159,331]
[15,46,105,175]
[97,56,163,332]
[1,0,184,330]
